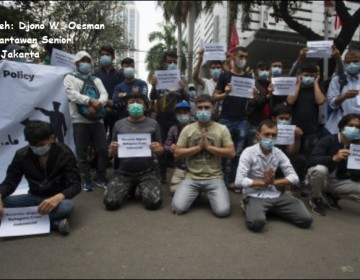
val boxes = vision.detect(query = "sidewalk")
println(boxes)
[1,168,360,279]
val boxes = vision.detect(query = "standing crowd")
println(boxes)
[1,43,360,235]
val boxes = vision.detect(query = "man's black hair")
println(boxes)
[162,50,178,62]
[300,64,318,74]
[195,94,215,106]
[99,45,115,57]
[338,113,360,131]
[272,104,293,118]
[24,120,53,145]
[258,119,277,132]
[121,57,135,66]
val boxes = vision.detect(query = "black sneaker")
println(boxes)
[324,192,342,211]
[309,198,326,216]
[57,218,70,235]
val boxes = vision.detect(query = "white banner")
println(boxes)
[117,133,151,158]
[0,61,75,195]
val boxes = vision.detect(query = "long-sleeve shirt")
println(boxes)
[235,143,299,199]
[0,143,81,199]
[63,72,108,123]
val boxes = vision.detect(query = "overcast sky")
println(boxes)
[135,1,164,81]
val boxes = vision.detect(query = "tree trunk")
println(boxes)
[177,21,182,71]
[187,5,196,83]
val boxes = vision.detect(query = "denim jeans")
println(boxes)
[219,118,248,184]
[3,194,74,222]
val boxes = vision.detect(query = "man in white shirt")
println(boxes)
[235,119,313,232]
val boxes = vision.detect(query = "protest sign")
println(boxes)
[230,76,255,98]
[306,40,333,58]
[275,125,296,145]
[117,133,151,158]
[203,43,227,61]
[0,207,50,237]
[51,48,75,69]
[347,144,360,170]
[272,77,297,96]
[155,70,180,90]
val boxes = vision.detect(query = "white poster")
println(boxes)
[0,61,75,195]
[155,70,180,90]
[272,77,297,96]
[230,76,255,98]
[306,40,333,58]
[51,48,75,69]
[203,42,227,61]
[117,133,151,158]
[0,207,50,237]
[347,144,360,170]
[275,125,296,145]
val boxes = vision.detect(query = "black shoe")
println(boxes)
[300,182,311,197]
[309,197,326,216]
[324,192,342,211]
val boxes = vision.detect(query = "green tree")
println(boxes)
[145,23,187,81]
[48,1,129,64]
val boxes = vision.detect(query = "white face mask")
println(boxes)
[236,59,247,69]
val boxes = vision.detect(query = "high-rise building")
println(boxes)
[193,1,360,71]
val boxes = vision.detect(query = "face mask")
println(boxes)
[79,62,91,74]
[260,138,275,151]
[128,103,144,117]
[210,69,221,79]
[301,76,314,87]
[189,91,196,98]
[176,114,190,124]
[271,67,282,76]
[196,110,212,122]
[167,63,177,70]
[259,70,270,79]
[124,67,135,78]
[236,59,246,69]
[100,55,112,66]
[277,120,290,125]
[30,144,51,156]
[345,62,360,75]
[342,126,360,141]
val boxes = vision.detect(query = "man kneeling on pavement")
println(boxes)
[307,113,360,216]
[0,120,81,235]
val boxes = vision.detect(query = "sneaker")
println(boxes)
[309,197,326,216]
[57,218,70,235]
[323,192,342,210]
[96,181,108,189]
[82,182,93,192]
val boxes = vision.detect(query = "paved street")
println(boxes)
[1,168,360,279]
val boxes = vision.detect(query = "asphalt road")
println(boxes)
[1,168,360,279]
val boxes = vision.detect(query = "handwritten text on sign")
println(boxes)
[155,70,180,90]
[272,77,297,96]
[117,133,151,158]
[0,206,50,237]
[230,76,255,98]
[347,144,360,170]
[275,125,296,145]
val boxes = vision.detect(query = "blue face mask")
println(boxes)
[277,120,290,125]
[259,70,270,79]
[124,67,135,78]
[167,63,177,70]
[210,69,221,79]
[271,67,282,76]
[189,91,196,98]
[302,76,314,87]
[100,55,112,66]
[196,110,212,122]
[79,62,91,74]
[30,144,51,156]
[342,126,360,141]
[128,103,144,117]
[345,62,360,75]
[260,138,275,151]
[176,114,190,124]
